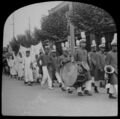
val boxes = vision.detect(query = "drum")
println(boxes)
[60,62,78,87]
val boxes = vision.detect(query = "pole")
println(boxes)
[28,17,31,40]
[68,2,75,59]
[13,14,15,38]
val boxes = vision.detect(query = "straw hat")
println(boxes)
[91,40,96,47]
[111,33,117,46]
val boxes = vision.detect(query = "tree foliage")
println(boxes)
[41,12,68,40]
[70,2,116,33]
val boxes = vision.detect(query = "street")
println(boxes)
[2,74,118,116]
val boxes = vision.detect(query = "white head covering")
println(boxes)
[65,41,69,48]
[53,44,56,50]
[81,31,86,39]
[99,37,106,47]
[101,37,106,44]
[76,40,80,46]
[61,43,65,49]
[26,48,30,52]
[111,33,117,45]
[91,40,96,47]
[51,44,56,52]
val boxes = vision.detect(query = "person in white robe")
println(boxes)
[7,55,17,78]
[24,50,33,85]
[17,52,24,80]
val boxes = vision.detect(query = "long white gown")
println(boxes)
[24,56,33,82]
[7,59,17,76]
[17,56,24,78]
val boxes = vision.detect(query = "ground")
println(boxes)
[2,74,118,116]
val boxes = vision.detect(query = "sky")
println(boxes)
[3,1,62,47]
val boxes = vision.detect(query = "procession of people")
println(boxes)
[2,33,118,99]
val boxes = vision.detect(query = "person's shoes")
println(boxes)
[84,90,92,96]
[91,82,95,87]
[68,89,73,94]
[61,87,66,91]
[78,92,84,96]
[100,82,105,88]
[109,94,117,99]
[28,82,32,86]
[94,86,99,93]
[24,82,27,85]
[59,83,62,88]
[99,82,103,87]
[81,87,85,91]
[49,87,54,90]
[107,88,110,94]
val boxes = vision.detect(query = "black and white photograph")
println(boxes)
[2,1,118,116]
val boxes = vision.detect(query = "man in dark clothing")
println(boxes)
[105,34,117,99]
[74,38,92,96]
[37,47,53,89]
[88,40,99,93]
[50,50,65,88]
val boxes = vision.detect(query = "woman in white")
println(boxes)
[7,55,17,78]
[17,52,24,80]
[24,50,33,85]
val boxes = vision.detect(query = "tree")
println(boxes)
[41,12,68,41]
[70,2,116,33]
[9,37,19,55]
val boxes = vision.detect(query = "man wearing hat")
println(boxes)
[38,46,53,89]
[17,52,24,80]
[88,40,99,93]
[95,37,106,87]
[74,38,92,96]
[50,47,65,88]
[105,33,117,99]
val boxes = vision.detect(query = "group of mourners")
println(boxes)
[3,33,117,99]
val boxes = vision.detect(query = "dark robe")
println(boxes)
[74,47,91,81]
[105,51,117,84]
[88,51,97,77]
[94,51,106,81]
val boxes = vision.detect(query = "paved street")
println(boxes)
[2,74,118,116]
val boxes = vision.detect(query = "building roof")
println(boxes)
[48,2,69,14]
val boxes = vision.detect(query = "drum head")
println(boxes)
[60,62,78,87]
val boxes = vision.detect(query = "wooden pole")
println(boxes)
[69,2,75,59]
[28,17,31,40]
[13,14,15,38]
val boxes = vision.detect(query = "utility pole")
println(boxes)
[28,16,31,40]
[68,2,75,59]
[13,13,15,38]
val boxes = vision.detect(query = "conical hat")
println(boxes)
[111,33,117,45]
[65,41,69,48]
[61,43,64,48]
[53,45,56,50]
[101,37,106,44]
[76,40,80,46]
[91,40,96,47]
[81,31,86,39]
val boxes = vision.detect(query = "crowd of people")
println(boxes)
[2,33,117,99]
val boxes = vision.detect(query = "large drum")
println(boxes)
[60,62,78,87]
